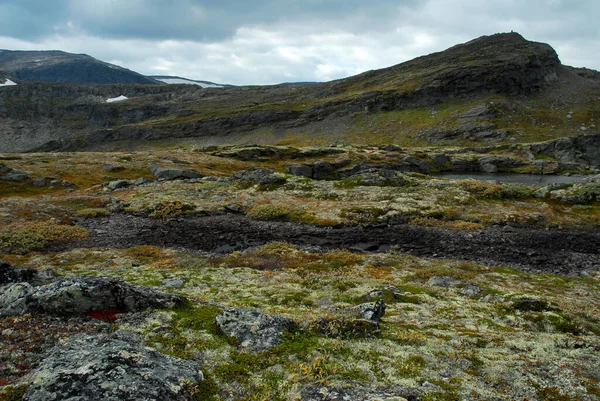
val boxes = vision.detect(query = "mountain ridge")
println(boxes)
[0,50,159,85]
[0,32,599,153]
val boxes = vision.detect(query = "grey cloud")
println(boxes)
[1,0,420,41]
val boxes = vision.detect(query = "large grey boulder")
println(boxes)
[150,165,202,180]
[216,308,296,352]
[24,332,204,401]
[286,164,314,178]
[1,276,185,316]
[0,165,28,182]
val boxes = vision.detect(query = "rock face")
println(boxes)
[215,308,296,352]
[0,275,185,316]
[528,134,600,168]
[0,262,37,284]
[23,332,204,401]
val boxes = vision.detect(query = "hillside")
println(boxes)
[0,32,599,153]
[0,50,159,85]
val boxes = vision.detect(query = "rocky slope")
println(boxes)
[1,32,598,153]
[0,50,159,85]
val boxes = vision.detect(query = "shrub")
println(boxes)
[149,201,195,217]
[458,179,503,198]
[500,183,533,199]
[75,208,110,218]
[0,221,88,254]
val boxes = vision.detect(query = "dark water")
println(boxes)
[436,172,588,186]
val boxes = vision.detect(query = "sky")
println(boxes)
[0,0,598,85]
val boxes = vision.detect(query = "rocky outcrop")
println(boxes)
[215,308,296,352]
[23,332,204,401]
[0,275,185,316]
[527,134,600,168]
[232,167,286,185]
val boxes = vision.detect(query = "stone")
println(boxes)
[0,170,28,182]
[432,154,451,170]
[427,276,467,288]
[33,177,47,187]
[215,308,296,352]
[107,179,131,190]
[286,164,314,178]
[24,332,204,401]
[163,278,185,289]
[150,165,202,180]
[353,300,386,323]
[0,282,35,315]
[461,285,483,297]
[0,276,185,316]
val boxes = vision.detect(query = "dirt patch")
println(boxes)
[65,214,600,275]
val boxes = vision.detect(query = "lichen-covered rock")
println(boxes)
[353,300,386,323]
[150,165,202,180]
[232,167,286,185]
[23,332,204,401]
[0,282,35,315]
[215,308,296,352]
[0,276,185,316]
[286,164,313,178]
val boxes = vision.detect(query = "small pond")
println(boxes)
[435,172,589,186]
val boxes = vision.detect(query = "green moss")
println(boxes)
[0,385,28,401]
[397,355,427,377]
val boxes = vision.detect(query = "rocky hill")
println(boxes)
[0,50,159,85]
[0,33,599,152]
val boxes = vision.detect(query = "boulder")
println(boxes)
[215,308,296,352]
[352,300,386,323]
[33,177,48,187]
[403,156,431,174]
[150,165,202,180]
[107,179,131,190]
[24,332,204,401]
[0,276,185,316]
[0,166,28,182]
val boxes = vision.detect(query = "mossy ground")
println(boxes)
[1,147,600,400]
[2,241,599,400]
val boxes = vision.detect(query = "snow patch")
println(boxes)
[0,78,17,87]
[155,77,223,88]
[106,95,128,103]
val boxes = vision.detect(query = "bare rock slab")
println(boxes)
[23,332,204,401]
[1,276,185,316]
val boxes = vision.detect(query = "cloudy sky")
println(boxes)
[0,0,598,85]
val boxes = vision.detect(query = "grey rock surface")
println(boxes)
[0,275,184,316]
[23,332,204,401]
[0,262,38,284]
[215,308,296,352]
[286,164,314,178]
[460,285,483,297]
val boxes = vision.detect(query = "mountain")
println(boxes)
[0,32,599,153]
[0,50,159,85]
[150,75,229,88]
